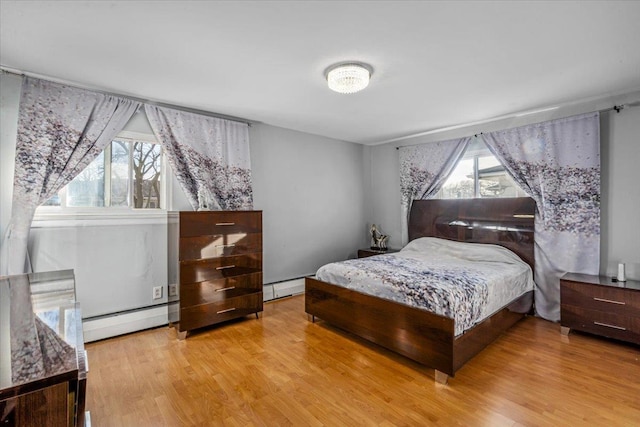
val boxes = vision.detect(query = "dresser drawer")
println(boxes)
[561,280,640,315]
[180,211,261,237]
[180,292,263,331]
[179,233,261,260]
[180,253,262,283]
[561,305,640,344]
[180,272,262,306]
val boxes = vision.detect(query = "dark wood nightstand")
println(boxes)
[560,272,640,345]
[357,248,399,258]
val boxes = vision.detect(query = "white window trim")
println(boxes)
[437,139,526,199]
[117,130,156,141]
[32,210,169,227]
[33,131,172,226]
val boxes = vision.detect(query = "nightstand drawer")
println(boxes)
[561,280,640,315]
[561,305,640,343]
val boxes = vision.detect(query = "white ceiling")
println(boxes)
[1,1,639,145]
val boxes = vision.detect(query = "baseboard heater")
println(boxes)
[83,277,308,342]
[83,303,169,343]
[264,277,306,301]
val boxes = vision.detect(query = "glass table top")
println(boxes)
[0,270,85,396]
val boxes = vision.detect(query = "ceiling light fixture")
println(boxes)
[326,62,372,94]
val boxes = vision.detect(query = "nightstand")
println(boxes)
[560,272,640,345]
[357,248,399,258]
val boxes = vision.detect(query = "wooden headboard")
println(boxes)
[408,198,535,270]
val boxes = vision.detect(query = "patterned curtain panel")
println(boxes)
[483,112,600,321]
[145,105,253,211]
[2,77,141,275]
[398,137,470,243]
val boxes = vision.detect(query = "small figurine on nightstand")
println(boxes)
[617,263,627,282]
[370,224,389,251]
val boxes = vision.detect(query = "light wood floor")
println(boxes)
[86,295,640,426]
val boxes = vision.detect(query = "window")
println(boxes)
[40,134,165,211]
[436,140,527,199]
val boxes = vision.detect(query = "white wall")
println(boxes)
[0,91,175,318]
[365,90,640,280]
[5,66,636,324]
[600,108,640,279]
[29,219,169,317]
[164,121,368,285]
[171,121,369,284]
[0,73,368,323]
[250,123,367,283]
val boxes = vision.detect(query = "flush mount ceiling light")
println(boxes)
[326,62,372,94]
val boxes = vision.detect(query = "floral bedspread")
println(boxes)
[315,237,534,336]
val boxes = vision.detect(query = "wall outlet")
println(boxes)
[153,286,163,300]
[168,284,177,297]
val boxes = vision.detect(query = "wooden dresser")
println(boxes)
[170,211,263,339]
[560,272,640,345]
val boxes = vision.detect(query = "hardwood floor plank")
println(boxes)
[86,295,640,426]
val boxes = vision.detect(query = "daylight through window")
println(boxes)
[42,138,164,210]
[436,140,527,199]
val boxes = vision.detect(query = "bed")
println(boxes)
[305,197,536,384]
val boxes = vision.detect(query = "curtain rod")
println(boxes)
[394,103,636,150]
[0,66,254,126]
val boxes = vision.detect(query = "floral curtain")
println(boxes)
[483,112,600,321]
[145,105,253,211]
[1,77,140,275]
[398,137,471,243]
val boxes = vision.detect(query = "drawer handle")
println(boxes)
[217,307,236,314]
[216,265,235,270]
[594,321,626,331]
[216,286,236,292]
[593,297,625,305]
[216,244,236,248]
[216,222,235,226]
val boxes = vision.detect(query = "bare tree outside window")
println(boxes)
[39,137,163,210]
[132,142,162,208]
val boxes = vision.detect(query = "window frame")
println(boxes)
[34,131,170,223]
[435,139,527,200]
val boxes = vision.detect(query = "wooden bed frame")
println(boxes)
[305,197,535,384]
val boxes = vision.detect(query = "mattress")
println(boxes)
[315,237,535,336]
